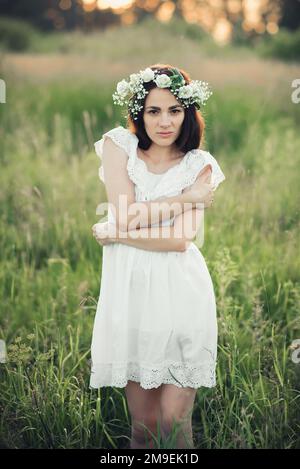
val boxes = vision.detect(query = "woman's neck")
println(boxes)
[141,143,184,164]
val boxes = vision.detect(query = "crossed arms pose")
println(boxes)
[92,137,215,252]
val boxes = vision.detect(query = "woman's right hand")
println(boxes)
[184,165,215,208]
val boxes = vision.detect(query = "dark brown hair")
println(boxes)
[126,63,206,153]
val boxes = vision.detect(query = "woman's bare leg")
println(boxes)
[125,380,163,449]
[160,384,197,449]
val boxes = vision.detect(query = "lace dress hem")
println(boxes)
[89,361,217,389]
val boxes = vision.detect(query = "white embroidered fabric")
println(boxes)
[89,125,225,390]
[90,361,217,389]
[94,125,225,201]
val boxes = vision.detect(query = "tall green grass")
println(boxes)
[0,63,300,448]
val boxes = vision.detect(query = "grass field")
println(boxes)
[0,19,300,449]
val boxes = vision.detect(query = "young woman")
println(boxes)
[89,64,226,449]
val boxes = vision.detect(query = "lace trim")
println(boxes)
[94,126,225,199]
[89,361,217,389]
[94,126,132,158]
[94,126,149,193]
[148,149,226,200]
[94,126,135,185]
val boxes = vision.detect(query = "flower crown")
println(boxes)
[112,67,213,120]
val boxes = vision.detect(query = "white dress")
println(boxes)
[89,125,226,390]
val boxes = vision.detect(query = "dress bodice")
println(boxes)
[94,125,226,227]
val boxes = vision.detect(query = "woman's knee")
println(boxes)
[160,410,192,437]
[132,415,160,443]
[159,385,196,434]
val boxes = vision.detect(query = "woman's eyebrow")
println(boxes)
[145,105,183,110]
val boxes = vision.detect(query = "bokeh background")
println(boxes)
[0,0,300,449]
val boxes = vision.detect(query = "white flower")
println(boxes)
[113,71,212,114]
[129,73,141,86]
[116,79,131,97]
[178,84,193,99]
[140,68,155,82]
[154,74,172,88]
[196,88,205,103]
[190,82,200,95]
[191,81,212,104]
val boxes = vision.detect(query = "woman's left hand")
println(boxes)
[92,222,117,246]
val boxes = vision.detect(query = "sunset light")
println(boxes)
[58,0,283,42]
[83,0,133,10]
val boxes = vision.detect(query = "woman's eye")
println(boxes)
[149,110,180,114]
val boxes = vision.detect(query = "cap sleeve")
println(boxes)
[196,150,226,191]
[174,149,225,194]
[141,148,226,200]
[94,126,135,183]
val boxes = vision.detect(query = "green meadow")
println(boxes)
[0,18,300,448]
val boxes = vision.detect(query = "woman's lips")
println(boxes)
[158,132,173,137]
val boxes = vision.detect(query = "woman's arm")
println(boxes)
[116,191,196,232]
[116,224,184,252]
[93,222,185,252]
[114,166,211,250]
[101,138,211,231]
[115,207,204,252]
[93,206,204,252]
[93,164,212,251]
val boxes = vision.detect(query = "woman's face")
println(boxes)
[142,87,185,148]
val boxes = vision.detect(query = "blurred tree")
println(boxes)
[0,0,53,30]
[0,0,124,31]
[278,0,300,30]
[1,0,297,39]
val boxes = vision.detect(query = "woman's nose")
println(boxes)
[159,115,171,125]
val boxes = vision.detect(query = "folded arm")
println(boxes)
[97,136,213,250]
[112,165,210,251]
[101,137,196,231]
[114,207,204,252]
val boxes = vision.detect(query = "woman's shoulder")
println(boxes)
[102,125,136,140]
[185,148,222,169]
[94,125,137,158]
[182,148,226,191]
